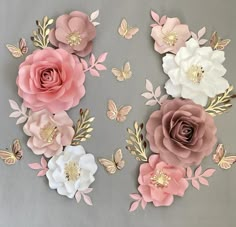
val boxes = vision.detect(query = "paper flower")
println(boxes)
[151,17,191,54]
[23,110,74,158]
[138,155,188,206]
[146,98,217,167]
[46,145,97,198]
[163,38,229,106]
[16,47,85,113]
[49,11,96,57]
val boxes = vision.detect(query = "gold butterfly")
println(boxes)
[99,149,125,174]
[118,18,139,39]
[210,32,231,50]
[6,38,28,58]
[112,62,132,81]
[213,144,236,169]
[0,139,23,165]
[107,99,132,122]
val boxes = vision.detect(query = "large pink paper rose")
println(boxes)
[16,47,85,113]
[138,155,188,207]
[151,17,191,54]
[23,110,74,158]
[146,98,217,167]
[49,11,96,57]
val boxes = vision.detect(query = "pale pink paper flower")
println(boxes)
[138,155,189,207]
[49,11,96,57]
[16,47,85,113]
[23,110,74,158]
[151,17,191,54]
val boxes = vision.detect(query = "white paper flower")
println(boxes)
[163,38,229,106]
[46,145,97,198]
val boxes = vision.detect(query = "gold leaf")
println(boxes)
[47,19,54,25]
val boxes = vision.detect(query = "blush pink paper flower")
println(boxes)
[138,155,188,207]
[151,17,191,54]
[49,11,96,57]
[23,110,74,158]
[16,47,85,113]
[146,98,217,167]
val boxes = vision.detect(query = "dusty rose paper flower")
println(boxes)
[49,11,96,57]
[23,110,74,158]
[138,154,188,207]
[16,47,85,113]
[151,17,191,54]
[146,98,217,167]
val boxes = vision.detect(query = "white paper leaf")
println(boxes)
[9,111,21,118]
[198,27,206,38]
[154,86,161,98]
[159,95,168,104]
[191,32,198,40]
[9,100,20,111]
[90,10,99,21]
[141,92,153,99]
[16,116,27,125]
[21,103,27,115]
[199,39,208,45]
[146,100,157,106]
[92,22,100,26]
[145,79,153,92]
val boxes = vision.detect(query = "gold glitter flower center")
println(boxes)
[64,161,80,182]
[163,32,178,46]
[187,65,204,83]
[150,170,171,188]
[40,122,58,143]
[66,32,82,46]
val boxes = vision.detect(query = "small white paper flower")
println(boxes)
[163,38,229,106]
[46,145,97,198]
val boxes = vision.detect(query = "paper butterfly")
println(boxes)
[112,62,132,81]
[213,144,236,169]
[98,149,125,174]
[6,38,28,58]
[107,99,132,122]
[118,18,139,39]
[0,139,23,165]
[210,32,231,50]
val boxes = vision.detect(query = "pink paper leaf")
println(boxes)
[9,100,20,111]
[89,54,96,65]
[80,59,88,70]
[95,64,107,71]
[199,39,208,45]
[97,52,108,63]
[90,68,100,77]
[83,188,93,194]
[37,169,48,177]
[9,111,21,118]
[201,169,216,177]
[199,177,209,186]
[145,79,153,92]
[186,167,192,178]
[146,100,158,106]
[194,166,202,177]
[21,103,27,114]
[191,32,198,40]
[141,92,153,99]
[75,191,82,203]
[151,10,160,23]
[160,15,167,25]
[198,27,206,38]
[40,156,47,169]
[150,24,158,28]
[159,94,168,104]
[141,199,147,210]
[28,163,42,170]
[154,86,161,98]
[82,194,93,206]
[130,193,142,200]
[129,200,140,212]
[192,179,200,190]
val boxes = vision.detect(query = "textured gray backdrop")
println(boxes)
[0,0,236,226]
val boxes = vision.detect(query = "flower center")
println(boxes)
[163,32,178,46]
[150,170,171,188]
[64,161,80,182]
[40,122,58,143]
[187,65,204,83]
[66,32,82,46]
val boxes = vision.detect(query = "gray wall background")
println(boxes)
[0,0,235,226]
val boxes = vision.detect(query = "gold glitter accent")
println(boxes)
[66,32,82,46]
[40,122,58,143]
[64,161,80,182]
[163,32,178,46]
[150,170,171,188]
[187,65,204,83]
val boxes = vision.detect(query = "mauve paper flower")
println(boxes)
[146,98,217,167]
[23,110,74,158]
[49,11,96,57]
[138,154,188,207]
[16,47,85,113]
[151,17,191,54]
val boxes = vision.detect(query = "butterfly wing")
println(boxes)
[107,100,118,120]
[19,38,28,55]
[111,68,124,81]
[114,149,125,170]
[125,27,139,39]
[0,150,16,165]
[218,156,236,169]
[123,62,132,80]
[98,158,117,174]
[216,39,231,50]
[116,106,132,122]
[12,139,23,160]
[210,31,218,49]
[118,19,128,37]
[213,144,225,163]
[6,44,22,58]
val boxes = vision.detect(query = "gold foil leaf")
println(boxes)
[118,18,139,39]
[126,121,147,162]
[112,62,132,81]
[6,38,28,58]
[71,109,95,146]
[31,16,54,49]
[210,31,231,50]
